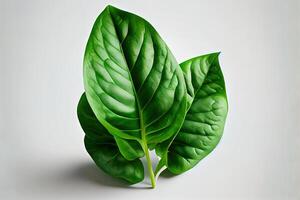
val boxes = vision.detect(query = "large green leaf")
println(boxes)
[155,53,228,175]
[77,93,144,184]
[83,5,187,148]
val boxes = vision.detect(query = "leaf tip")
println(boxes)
[211,51,221,58]
[104,4,117,11]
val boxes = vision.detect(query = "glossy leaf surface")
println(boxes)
[155,53,228,175]
[83,5,187,145]
[77,93,144,184]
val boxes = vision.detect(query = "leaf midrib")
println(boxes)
[108,7,146,144]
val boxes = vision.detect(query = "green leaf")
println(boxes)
[155,53,228,175]
[77,93,144,184]
[114,136,144,160]
[83,5,187,146]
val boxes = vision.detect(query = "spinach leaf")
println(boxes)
[77,93,144,184]
[155,53,228,175]
[83,5,187,187]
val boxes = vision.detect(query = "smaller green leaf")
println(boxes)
[78,93,144,184]
[155,53,228,175]
[84,137,144,184]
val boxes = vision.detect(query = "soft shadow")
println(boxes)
[64,162,150,189]
[68,162,128,188]
[22,161,151,197]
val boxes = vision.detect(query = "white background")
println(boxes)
[1,0,299,199]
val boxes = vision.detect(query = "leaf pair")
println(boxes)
[77,5,228,188]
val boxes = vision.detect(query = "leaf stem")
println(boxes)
[143,142,156,188]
